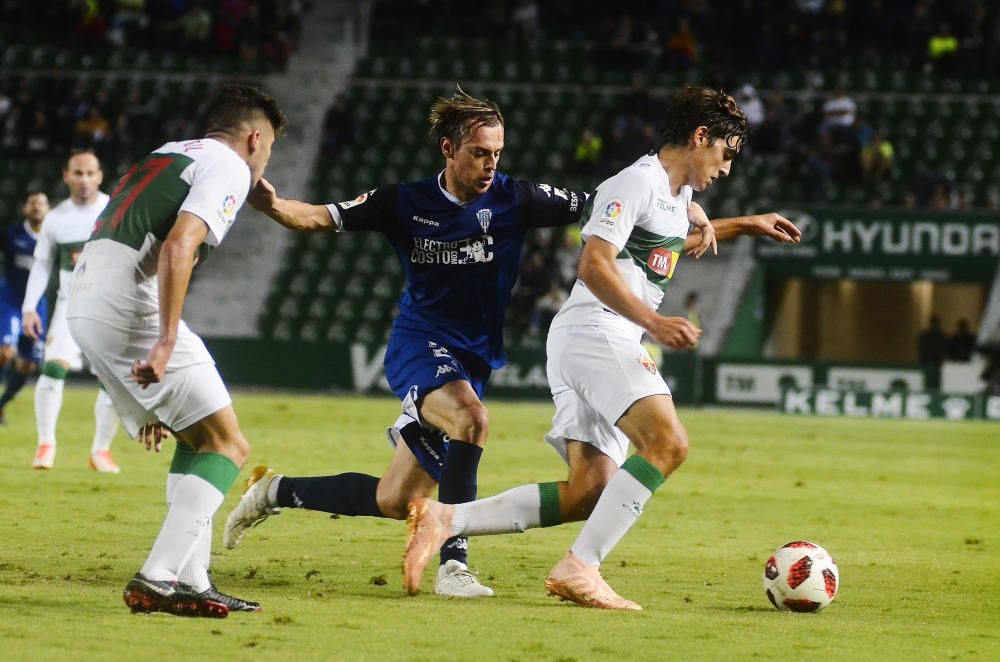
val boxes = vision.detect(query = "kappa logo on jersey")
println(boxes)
[413,215,440,227]
[600,199,623,227]
[637,352,658,375]
[477,208,492,232]
[339,191,373,209]
[646,247,679,278]
[219,193,237,222]
[538,184,580,212]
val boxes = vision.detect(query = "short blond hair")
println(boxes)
[428,85,504,147]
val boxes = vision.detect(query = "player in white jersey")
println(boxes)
[404,86,802,609]
[21,151,121,472]
[67,84,287,618]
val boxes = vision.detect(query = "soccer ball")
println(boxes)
[762,541,839,613]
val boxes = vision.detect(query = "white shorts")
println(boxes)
[67,316,232,439]
[544,324,671,467]
[44,301,84,370]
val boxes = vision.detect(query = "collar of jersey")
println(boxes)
[437,170,472,208]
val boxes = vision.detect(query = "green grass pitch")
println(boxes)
[0,387,997,660]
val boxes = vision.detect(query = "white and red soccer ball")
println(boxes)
[763,541,839,612]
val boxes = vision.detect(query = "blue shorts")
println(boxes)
[383,332,492,480]
[383,332,491,403]
[0,302,45,363]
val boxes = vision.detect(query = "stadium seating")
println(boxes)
[256,36,1000,343]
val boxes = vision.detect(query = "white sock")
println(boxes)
[570,464,659,566]
[165,472,212,591]
[141,474,224,582]
[451,484,541,536]
[266,475,282,506]
[35,374,64,447]
[91,389,119,454]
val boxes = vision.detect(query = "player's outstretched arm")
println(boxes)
[249,177,334,232]
[21,223,57,339]
[683,210,801,252]
[579,237,700,350]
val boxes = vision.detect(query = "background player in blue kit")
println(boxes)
[226,87,590,597]
[0,191,50,424]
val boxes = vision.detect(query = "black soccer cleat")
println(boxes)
[123,573,229,619]
[200,584,262,613]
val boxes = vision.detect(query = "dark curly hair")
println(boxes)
[661,86,749,150]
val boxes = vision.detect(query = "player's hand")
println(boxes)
[248,177,278,212]
[748,213,801,244]
[646,315,701,350]
[137,421,171,453]
[687,220,717,258]
[132,340,173,389]
[22,311,43,340]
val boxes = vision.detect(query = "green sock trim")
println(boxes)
[622,455,666,493]
[168,442,197,475]
[186,452,240,495]
[41,362,67,379]
[538,482,562,527]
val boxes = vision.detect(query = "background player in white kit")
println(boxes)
[67,84,287,618]
[22,151,121,472]
[405,86,802,609]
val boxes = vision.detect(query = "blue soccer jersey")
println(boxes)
[329,172,586,369]
[0,220,47,356]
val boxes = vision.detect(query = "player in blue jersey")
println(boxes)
[0,191,50,424]
[225,87,599,597]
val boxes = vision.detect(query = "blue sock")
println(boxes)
[275,473,383,517]
[437,440,483,566]
[0,366,29,409]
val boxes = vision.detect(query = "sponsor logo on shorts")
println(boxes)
[637,352,658,375]
[435,364,456,378]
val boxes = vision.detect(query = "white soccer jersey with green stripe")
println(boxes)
[67,138,250,324]
[550,152,692,339]
[26,193,109,309]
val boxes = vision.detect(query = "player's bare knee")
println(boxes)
[375,483,408,520]
[451,401,489,445]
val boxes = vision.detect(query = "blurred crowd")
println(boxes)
[0,77,205,170]
[372,1,1000,77]
[1,0,308,70]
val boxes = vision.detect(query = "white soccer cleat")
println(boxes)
[89,450,121,474]
[33,444,55,470]
[223,465,282,550]
[434,560,495,598]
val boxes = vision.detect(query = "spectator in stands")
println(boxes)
[981,352,1000,395]
[948,319,977,361]
[553,228,580,287]
[684,291,702,330]
[571,128,603,175]
[529,281,568,336]
[860,129,894,182]
[511,250,550,330]
[25,110,52,154]
[735,85,764,128]
[918,315,948,366]
[321,94,357,156]
[74,107,110,152]
[1,105,24,154]
[907,1,934,61]
[664,16,698,70]
[510,0,540,43]
[928,22,960,71]
[176,1,213,53]
[818,85,856,145]
[752,98,789,154]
